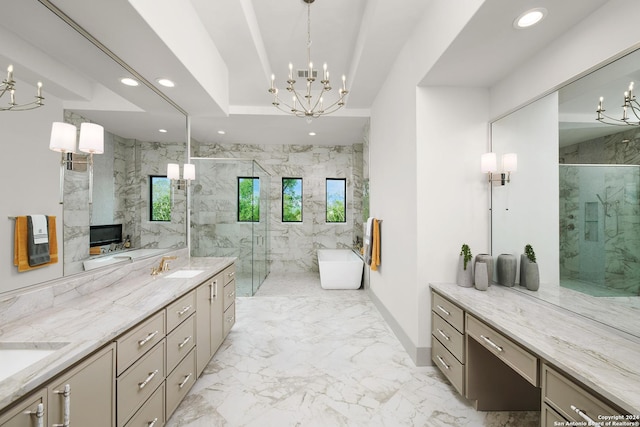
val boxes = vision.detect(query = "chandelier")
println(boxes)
[1,65,44,111]
[268,0,348,120]
[596,81,639,126]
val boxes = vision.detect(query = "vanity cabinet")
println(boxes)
[0,388,46,427]
[0,343,115,427]
[541,363,623,426]
[431,292,465,395]
[196,272,224,376]
[223,265,236,338]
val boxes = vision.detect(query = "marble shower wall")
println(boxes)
[63,112,186,274]
[193,142,364,274]
[559,128,640,294]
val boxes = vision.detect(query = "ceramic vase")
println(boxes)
[475,254,493,286]
[524,261,540,291]
[496,254,517,287]
[456,255,473,288]
[519,254,528,288]
[474,262,489,291]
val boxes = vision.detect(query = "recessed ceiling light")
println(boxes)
[309,132,316,136]
[514,8,547,29]
[120,77,139,87]
[159,129,168,133]
[156,78,175,88]
[217,130,226,135]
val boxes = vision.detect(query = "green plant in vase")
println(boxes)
[521,244,540,291]
[457,243,473,287]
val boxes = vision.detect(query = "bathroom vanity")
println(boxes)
[0,254,235,427]
[430,283,640,426]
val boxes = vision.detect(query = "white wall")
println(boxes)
[1,83,64,293]
[368,0,486,364]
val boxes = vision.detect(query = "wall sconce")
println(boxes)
[167,163,195,190]
[481,152,517,185]
[49,121,104,204]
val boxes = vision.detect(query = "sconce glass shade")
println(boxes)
[49,122,77,153]
[167,163,180,180]
[502,153,518,172]
[481,152,497,173]
[183,163,195,180]
[78,123,104,154]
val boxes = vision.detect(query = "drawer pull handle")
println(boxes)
[228,271,235,277]
[138,330,159,347]
[436,355,450,370]
[177,305,192,316]
[436,305,451,316]
[178,335,192,349]
[25,403,45,427]
[480,335,503,353]
[179,373,193,389]
[226,316,235,323]
[570,405,597,425]
[148,418,159,427]
[436,328,450,341]
[138,369,159,389]
[228,291,235,298]
[210,280,218,300]
[52,384,70,427]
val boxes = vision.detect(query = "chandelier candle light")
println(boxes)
[268,0,348,120]
[596,81,640,126]
[1,65,44,111]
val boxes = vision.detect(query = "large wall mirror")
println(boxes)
[492,47,640,339]
[1,0,187,294]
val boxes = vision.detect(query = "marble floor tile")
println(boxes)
[166,272,539,426]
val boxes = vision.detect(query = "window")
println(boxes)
[326,178,346,223]
[150,175,171,221]
[282,178,303,222]
[238,177,260,222]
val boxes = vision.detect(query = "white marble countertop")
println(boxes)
[0,256,235,410]
[430,282,640,415]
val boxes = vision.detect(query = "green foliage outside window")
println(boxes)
[282,178,302,222]
[238,177,260,222]
[326,178,346,223]
[150,176,171,221]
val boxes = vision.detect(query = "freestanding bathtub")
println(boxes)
[317,249,364,289]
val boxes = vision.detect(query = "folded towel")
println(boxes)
[14,216,59,272]
[363,217,374,265]
[371,219,381,271]
[30,214,49,244]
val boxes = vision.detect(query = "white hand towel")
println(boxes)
[29,215,49,244]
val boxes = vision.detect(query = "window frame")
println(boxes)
[282,177,303,223]
[237,176,261,222]
[149,175,171,222]
[325,178,347,223]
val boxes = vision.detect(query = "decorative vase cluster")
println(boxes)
[456,244,539,291]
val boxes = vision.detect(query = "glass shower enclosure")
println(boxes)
[190,158,270,296]
[559,164,640,297]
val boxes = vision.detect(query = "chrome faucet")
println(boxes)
[151,256,178,275]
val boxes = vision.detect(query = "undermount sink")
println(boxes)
[0,342,69,382]
[163,270,205,279]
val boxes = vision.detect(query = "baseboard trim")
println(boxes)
[367,289,432,367]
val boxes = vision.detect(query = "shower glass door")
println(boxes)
[190,158,270,296]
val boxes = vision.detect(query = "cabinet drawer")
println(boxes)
[224,302,235,337]
[166,348,196,419]
[541,403,566,427]
[124,382,165,427]
[166,313,196,374]
[223,265,236,285]
[432,311,464,363]
[117,311,166,375]
[432,337,464,396]
[542,364,620,424]
[0,388,46,426]
[117,340,165,427]
[431,292,464,333]
[223,280,236,311]
[466,314,538,386]
[166,290,196,333]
